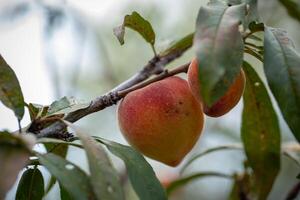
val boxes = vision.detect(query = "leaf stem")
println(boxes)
[151,44,157,57]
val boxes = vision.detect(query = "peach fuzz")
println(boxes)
[118,76,204,166]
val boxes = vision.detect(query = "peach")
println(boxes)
[187,58,245,117]
[118,76,204,166]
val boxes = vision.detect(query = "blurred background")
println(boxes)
[0,0,299,199]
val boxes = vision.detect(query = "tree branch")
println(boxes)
[35,59,190,138]
[111,51,183,92]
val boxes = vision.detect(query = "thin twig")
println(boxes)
[35,62,189,138]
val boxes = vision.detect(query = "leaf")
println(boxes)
[0,54,25,120]
[244,0,259,28]
[47,96,89,116]
[242,62,281,200]
[264,27,300,143]
[248,34,262,41]
[59,183,72,200]
[194,2,245,106]
[113,11,155,46]
[166,172,232,195]
[44,143,69,194]
[284,151,300,167]
[279,0,300,22]
[16,168,44,200]
[26,103,48,121]
[180,144,243,174]
[224,0,260,28]
[159,33,193,57]
[229,172,256,200]
[65,122,124,200]
[0,132,35,199]
[37,138,82,149]
[37,138,81,194]
[44,143,68,158]
[248,21,264,32]
[26,103,42,121]
[37,153,95,200]
[94,137,167,200]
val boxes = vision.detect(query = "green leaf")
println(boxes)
[225,0,260,28]
[26,103,48,121]
[47,96,89,116]
[229,172,256,200]
[244,0,259,28]
[264,27,300,143]
[44,143,69,194]
[37,153,95,200]
[180,144,243,174]
[0,54,25,120]
[113,11,155,46]
[59,183,72,200]
[194,2,245,106]
[0,132,35,199]
[26,103,42,121]
[159,33,193,57]
[37,138,82,149]
[166,172,232,196]
[242,62,281,200]
[94,137,167,200]
[16,168,44,200]
[66,122,124,200]
[248,21,264,32]
[279,0,300,22]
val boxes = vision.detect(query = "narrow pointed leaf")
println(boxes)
[242,62,281,200]
[44,143,69,194]
[37,138,82,149]
[26,103,44,121]
[166,172,232,195]
[16,168,44,200]
[180,144,243,174]
[0,55,24,120]
[264,27,300,143]
[66,122,124,200]
[37,153,95,200]
[94,137,167,200]
[279,0,300,22]
[159,33,193,57]
[113,11,155,46]
[194,2,245,106]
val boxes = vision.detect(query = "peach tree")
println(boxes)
[1,0,300,199]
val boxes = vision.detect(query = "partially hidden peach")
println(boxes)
[118,76,204,167]
[187,58,245,117]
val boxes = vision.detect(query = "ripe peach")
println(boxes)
[187,58,245,117]
[118,76,204,167]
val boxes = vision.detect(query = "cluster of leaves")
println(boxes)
[0,0,300,199]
